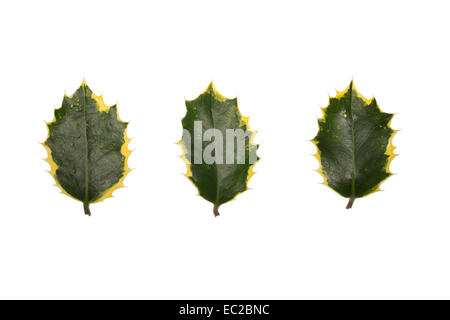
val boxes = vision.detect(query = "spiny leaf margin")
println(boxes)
[178,82,259,216]
[42,80,132,214]
[311,81,398,207]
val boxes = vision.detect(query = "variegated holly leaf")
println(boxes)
[179,82,259,217]
[43,81,132,215]
[312,81,397,209]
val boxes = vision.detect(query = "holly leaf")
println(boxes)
[43,81,132,215]
[312,81,397,209]
[179,82,259,217]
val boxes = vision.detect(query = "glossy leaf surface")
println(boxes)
[180,82,258,216]
[312,81,397,208]
[43,81,131,215]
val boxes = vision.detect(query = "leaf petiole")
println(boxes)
[346,197,355,209]
[84,203,91,216]
[213,205,220,217]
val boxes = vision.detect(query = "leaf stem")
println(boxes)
[84,203,91,216]
[346,197,355,209]
[213,205,220,217]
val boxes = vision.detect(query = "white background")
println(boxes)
[0,0,449,299]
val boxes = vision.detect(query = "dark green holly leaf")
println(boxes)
[179,82,259,217]
[43,81,132,215]
[312,81,397,209]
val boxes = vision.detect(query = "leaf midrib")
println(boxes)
[349,86,356,198]
[208,91,221,206]
[82,86,89,204]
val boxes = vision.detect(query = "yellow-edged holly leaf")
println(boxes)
[312,81,397,209]
[179,82,259,217]
[43,81,132,215]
